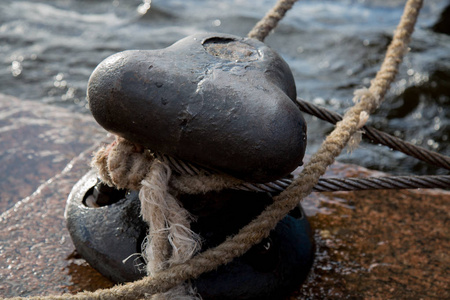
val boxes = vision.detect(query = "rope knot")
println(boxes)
[92,136,202,299]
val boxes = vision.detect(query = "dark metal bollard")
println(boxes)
[67,32,313,299]
[65,171,315,300]
[87,32,307,183]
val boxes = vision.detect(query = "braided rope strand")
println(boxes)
[248,0,298,41]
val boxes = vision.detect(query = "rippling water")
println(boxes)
[1,0,449,176]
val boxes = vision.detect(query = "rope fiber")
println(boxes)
[248,0,298,41]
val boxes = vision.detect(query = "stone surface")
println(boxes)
[0,94,113,297]
[0,94,106,213]
[292,186,450,300]
[87,32,306,183]
[65,171,315,299]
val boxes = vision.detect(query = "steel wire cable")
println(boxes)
[295,98,450,170]
[312,175,449,192]
[236,175,450,193]
[158,153,450,193]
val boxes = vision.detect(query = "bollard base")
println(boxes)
[65,171,315,300]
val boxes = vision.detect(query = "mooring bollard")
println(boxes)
[66,32,313,299]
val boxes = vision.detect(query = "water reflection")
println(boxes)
[65,251,114,294]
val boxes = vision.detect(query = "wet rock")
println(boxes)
[65,171,315,299]
[432,4,450,35]
[0,94,106,212]
[87,32,306,183]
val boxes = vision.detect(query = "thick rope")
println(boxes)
[2,0,424,299]
[92,137,202,299]
[248,0,298,41]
